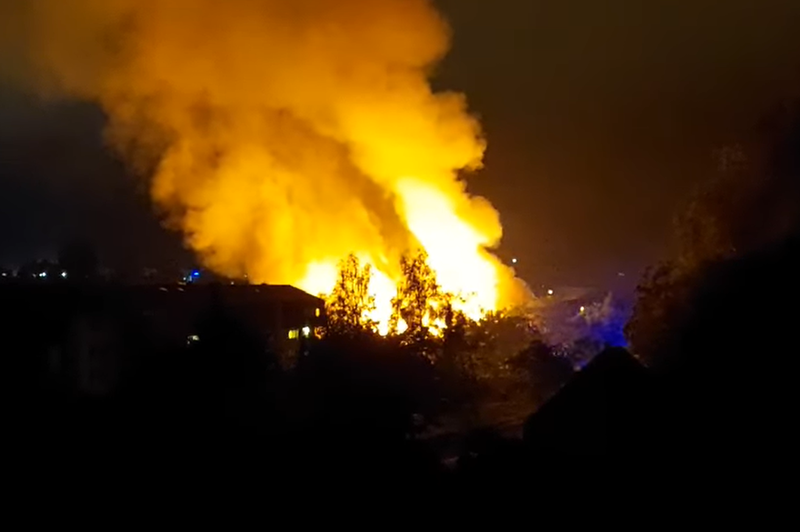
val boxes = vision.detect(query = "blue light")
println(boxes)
[585,300,631,348]
[191,270,200,278]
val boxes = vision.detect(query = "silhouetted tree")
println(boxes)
[391,251,439,336]
[389,250,457,359]
[325,254,376,337]
[436,311,551,430]
[510,341,574,409]
[320,250,569,433]
[627,100,800,365]
[635,236,800,462]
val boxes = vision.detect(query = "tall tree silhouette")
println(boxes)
[390,250,448,340]
[325,254,376,337]
[627,100,800,365]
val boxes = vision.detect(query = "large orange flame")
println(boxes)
[296,175,509,333]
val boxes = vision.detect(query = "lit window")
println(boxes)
[302,326,311,338]
[315,308,321,318]
[187,334,200,345]
[288,329,299,340]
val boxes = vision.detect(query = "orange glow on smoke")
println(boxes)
[10,0,529,329]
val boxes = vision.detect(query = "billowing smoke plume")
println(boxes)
[3,0,524,315]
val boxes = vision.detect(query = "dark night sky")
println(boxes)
[0,90,191,271]
[2,0,800,290]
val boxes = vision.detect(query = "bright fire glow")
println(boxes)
[395,177,499,321]
[13,0,528,329]
[295,175,507,335]
[297,246,494,335]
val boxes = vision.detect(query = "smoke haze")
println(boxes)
[2,0,519,311]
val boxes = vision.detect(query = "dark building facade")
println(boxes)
[0,283,326,396]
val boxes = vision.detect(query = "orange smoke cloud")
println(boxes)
[3,0,527,326]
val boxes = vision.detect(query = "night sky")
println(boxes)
[2,0,800,290]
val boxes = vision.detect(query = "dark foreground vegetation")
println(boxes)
[3,236,798,492]
[0,266,577,489]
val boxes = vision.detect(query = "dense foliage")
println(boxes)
[627,101,800,366]
[320,250,573,433]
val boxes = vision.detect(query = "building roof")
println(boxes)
[0,282,325,314]
[523,348,656,453]
[143,283,324,305]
